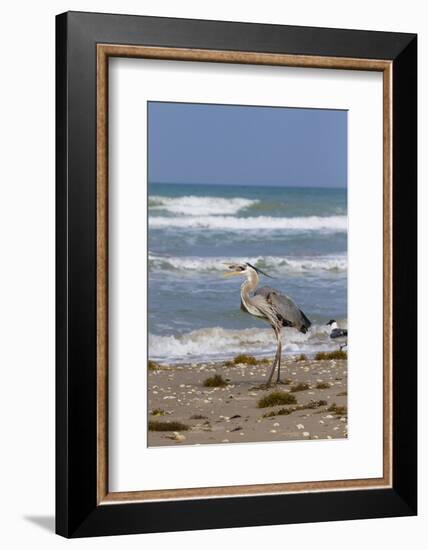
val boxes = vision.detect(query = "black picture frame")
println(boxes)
[56,11,417,538]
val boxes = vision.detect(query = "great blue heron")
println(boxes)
[326,320,348,350]
[224,262,311,386]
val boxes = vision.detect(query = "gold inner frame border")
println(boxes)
[96,44,393,504]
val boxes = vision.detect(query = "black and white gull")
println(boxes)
[326,320,347,350]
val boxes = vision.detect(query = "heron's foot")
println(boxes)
[276,379,288,385]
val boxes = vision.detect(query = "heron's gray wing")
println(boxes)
[331,328,347,338]
[241,293,278,323]
[255,286,311,332]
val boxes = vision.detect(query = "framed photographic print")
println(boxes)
[56,11,417,538]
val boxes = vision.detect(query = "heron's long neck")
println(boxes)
[240,271,259,301]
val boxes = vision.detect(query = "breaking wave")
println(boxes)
[149,195,258,216]
[148,324,346,363]
[148,253,347,274]
[149,215,347,232]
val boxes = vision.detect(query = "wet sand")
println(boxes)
[148,356,348,446]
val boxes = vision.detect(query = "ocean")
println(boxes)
[148,182,347,363]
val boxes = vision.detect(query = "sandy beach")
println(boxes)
[148,354,347,447]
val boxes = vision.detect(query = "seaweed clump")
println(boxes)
[257,391,297,408]
[148,360,162,371]
[315,382,331,389]
[203,374,228,388]
[327,403,348,416]
[290,382,310,392]
[315,350,347,360]
[148,420,189,432]
[150,408,165,416]
[262,399,327,418]
[225,353,269,366]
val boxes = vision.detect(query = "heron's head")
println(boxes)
[223,262,273,278]
[326,319,337,326]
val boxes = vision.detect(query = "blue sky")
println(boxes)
[148,102,347,188]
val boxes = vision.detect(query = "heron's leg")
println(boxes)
[275,340,283,383]
[265,346,279,387]
[266,331,281,387]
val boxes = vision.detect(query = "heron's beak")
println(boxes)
[222,262,241,277]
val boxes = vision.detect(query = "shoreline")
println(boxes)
[148,354,348,447]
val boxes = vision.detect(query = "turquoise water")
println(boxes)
[148,182,347,362]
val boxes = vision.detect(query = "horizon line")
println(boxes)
[148,180,347,189]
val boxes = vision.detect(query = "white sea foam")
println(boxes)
[148,253,347,274]
[148,324,343,363]
[149,215,347,232]
[149,195,258,216]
